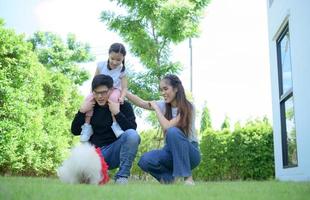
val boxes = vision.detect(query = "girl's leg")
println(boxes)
[165,127,201,178]
[109,88,121,103]
[80,94,94,142]
[85,93,95,123]
[85,112,93,124]
[109,88,124,137]
[110,115,123,138]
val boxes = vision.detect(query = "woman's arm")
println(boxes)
[126,94,179,131]
[126,92,152,110]
[150,101,180,132]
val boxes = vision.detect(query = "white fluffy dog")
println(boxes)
[57,142,109,185]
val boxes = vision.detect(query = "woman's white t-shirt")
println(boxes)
[156,100,198,143]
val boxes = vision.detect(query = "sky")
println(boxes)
[0,0,272,130]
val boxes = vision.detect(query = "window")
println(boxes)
[269,0,274,8]
[276,24,298,167]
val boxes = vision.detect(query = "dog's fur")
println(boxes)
[57,143,103,184]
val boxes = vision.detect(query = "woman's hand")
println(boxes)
[150,100,180,131]
[108,99,120,115]
[148,101,159,110]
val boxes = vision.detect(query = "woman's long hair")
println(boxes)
[163,74,193,137]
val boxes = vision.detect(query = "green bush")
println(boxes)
[194,128,231,180]
[0,20,47,175]
[0,20,83,176]
[194,119,274,181]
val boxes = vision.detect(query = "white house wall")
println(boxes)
[267,0,310,181]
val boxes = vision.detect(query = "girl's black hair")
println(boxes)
[107,43,126,72]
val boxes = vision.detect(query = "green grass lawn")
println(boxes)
[0,176,309,200]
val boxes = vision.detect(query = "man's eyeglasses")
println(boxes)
[93,89,110,96]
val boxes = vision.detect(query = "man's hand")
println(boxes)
[118,96,125,104]
[108,100,120,115]
[79,95,95,113]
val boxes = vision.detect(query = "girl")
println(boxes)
[80,43,127,142]
[126,74,201,185]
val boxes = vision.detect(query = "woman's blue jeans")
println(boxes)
[138,127,201,183]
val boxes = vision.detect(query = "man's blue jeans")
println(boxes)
[100,129,140,179]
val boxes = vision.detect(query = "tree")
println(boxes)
[28,31,94,122]
[28,32,94,85]
[221,115,230,130]
[101,0,211,99]
[28,32,95,174]
[200,102,212,133]
[0,19,93,175]
[0,19,48,174]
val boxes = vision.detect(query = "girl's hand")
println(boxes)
[108,99,120,115]
[80,95,95,113]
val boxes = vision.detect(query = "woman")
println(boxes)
[126,74,201,185]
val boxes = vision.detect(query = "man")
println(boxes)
[71,74,140,184]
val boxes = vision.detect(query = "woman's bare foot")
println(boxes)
[184,176,195,185]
